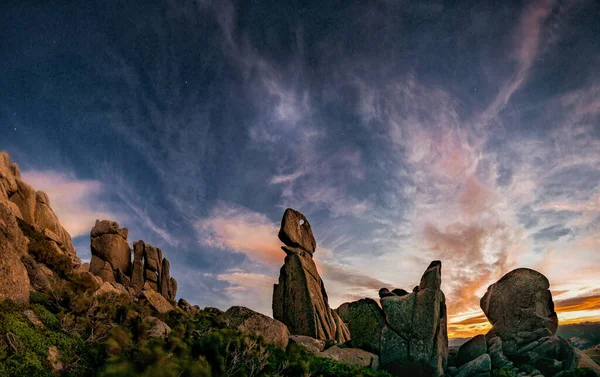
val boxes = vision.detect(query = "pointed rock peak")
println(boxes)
[419,260,442,290]
[91,219,129,240]
[278,208,316,254]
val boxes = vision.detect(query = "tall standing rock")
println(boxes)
[131,241,145,294]
[273,208,350,343]
[379,261,448,377]
[480,268,558,342]
[90,220,132,283]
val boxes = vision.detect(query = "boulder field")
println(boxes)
[0,150,598,377]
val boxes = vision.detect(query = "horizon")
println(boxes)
[2,0,599,339]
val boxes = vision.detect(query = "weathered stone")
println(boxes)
[480,268,558,343]
[392,288,409,297]
[144,316,171,338]
[47,345,64,373]
[160,258,170,298]
[379,261,448,377]
[10,179,37,224]
[0,152,18,198]
[24,309,44,327]
[456,335,487,367]
[34,191,76,256]
[278,208,316,254]
[487,336,513,369]
[91,233,131,275]
[379,288,397,298]
[91,219,128,240]
[89,255,115,283]
[116,268,131,286]
[456,353,491,377]
[273,244,349,343]
[0,201,30,303]
[319,346,380,369]
[337,298,387,354]
[419,260,442,290]
[225,306,290,349]
[21,255,50,292]
[169,277,177,301]
[177,298,194,312]
[564,348,600,376]
[93,281,124,297]
[141,289,174,314]
[131,241,145,293]
[288,335,326,354]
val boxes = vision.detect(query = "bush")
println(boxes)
[492,367,518,377]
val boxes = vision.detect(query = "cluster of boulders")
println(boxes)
[0,152,80,302]
[88,220,177,304]
[335,260,448,376]
[446,268,600,377]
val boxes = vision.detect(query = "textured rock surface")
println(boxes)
[379,261,448,377]
[144,316,171,338]
[273,208,349,343]
[0,200,30,302]
[480,268,558,342]
[319,346,380,369]
[455,353,491,377]
[456,335,487,367]
[141,289,175,314]
[225,306,290,349]
[288,335,326,355]
[90,220,131,280]
[337,298,386,354]
[278,208,316,254]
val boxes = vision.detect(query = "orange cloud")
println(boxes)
[556,295,600,313]
[196,203,284,267]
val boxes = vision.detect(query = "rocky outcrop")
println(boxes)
[272,208,350,343]
[0,152,80,273]
[88,222,178,304]
[337,298,386,354]
[224,306,290,349]
[475,268,600,377]
[481,268,558,343]
[288,335,326,354]
[379,261,448,377]
[456,335,487,368]
[0,200,31,302]
[144,316,171,338]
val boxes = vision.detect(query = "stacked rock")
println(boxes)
[272,208,350,343]
[89,220,177,302]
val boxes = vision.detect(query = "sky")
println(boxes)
[1,0,599,338]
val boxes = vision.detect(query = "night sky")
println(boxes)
[2,0,600,337]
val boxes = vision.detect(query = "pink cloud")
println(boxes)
[21,170,117,238]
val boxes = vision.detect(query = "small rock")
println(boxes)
[47,345,64,372]
[23,310,44,328]
[456,353,491,377]
[456,334,487,367]
[288,335,326,355]
[318,346,379,369]
[141,289,175,314]
[144,316,171,338]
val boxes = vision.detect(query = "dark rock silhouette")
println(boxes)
[272,208,350,343]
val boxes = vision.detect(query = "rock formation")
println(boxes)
[272,208,350,343]
[224,306,290,349]
[481,268,558,343]
[89,221,178,303]
[378,261,448,377]
[0,151,82,303]
[445,268,600,377]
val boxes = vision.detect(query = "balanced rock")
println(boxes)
[379,261,448,377]
[273,208,350,343]
[90,220,131,282]
[278,208,316,254]
[224,306,290,349]
[480,268,558,343]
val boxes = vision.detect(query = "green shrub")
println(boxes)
[492,367,518,377]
